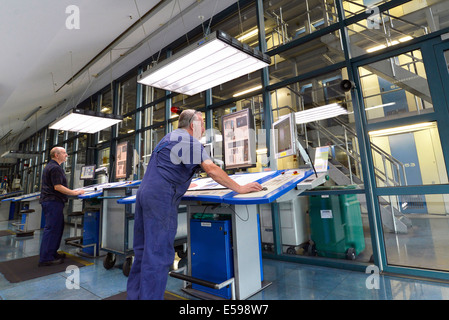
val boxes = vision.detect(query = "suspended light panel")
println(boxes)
[49,109,123,133]
[295,103,348,124]
[138,30,271,96]
[368,122,435,137]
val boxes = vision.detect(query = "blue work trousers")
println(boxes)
[39,201,65,263]
[126,196,178,300]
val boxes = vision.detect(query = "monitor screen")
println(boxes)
[80,165,96,180]
[272,113,296,159]
[222,108,256,170]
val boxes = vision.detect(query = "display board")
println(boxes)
[222,108,256,170]
[116,141,133,179]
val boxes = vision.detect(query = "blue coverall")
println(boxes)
[39,159,68,263]
[127,129,210,300]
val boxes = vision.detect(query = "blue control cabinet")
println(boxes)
[82,210,100,256]
[191,219,233,299]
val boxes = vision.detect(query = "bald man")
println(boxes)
[38,147,85,266]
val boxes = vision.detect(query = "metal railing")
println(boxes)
[267,0,430,49]
[302,116,407,187]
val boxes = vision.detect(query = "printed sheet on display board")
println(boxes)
[182,171,279,203]
[224,168,314,204]
[187,171,277,191]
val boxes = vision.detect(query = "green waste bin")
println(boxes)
[309,185,365,260]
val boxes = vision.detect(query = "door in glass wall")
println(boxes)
[379,193,449,272]
[359,45,449,272]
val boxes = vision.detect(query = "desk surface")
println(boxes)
[118,169,315,205]
[0,191,23,201]
[2,192,40,202]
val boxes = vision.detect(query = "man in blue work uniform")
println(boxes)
[39,147,85,266]
[127,109,262,300]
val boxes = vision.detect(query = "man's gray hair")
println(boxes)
[50,146,64,159]
[178,109,202,129]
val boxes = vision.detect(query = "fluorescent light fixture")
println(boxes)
[365,102,396,111]
[233,85,262,97]
[366,35,414,53]
[399,36,413,42]
[347,102,396,114]
[295,103,348,124]
[237,28,258,42]
[1,150,40,159]
[369,122,435,137]
[138,30,271,96]
[366,44,387,53]
[49,109,123,133]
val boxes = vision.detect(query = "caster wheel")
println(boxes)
[103,252,116,269]
[346,248,356,260]
[177,249,187,259]
[123,257,133,277]
[178,257,187,269]
[286,247,296,255]
[307,241,317,256]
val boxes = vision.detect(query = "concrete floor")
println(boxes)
[2,220,449,300]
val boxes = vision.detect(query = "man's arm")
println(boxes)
[54,184,85,196]
[200,159,262,194]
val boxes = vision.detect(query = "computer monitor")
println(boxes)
[221,108,256,170]
[80,165,96,180]
[272,113,297,159]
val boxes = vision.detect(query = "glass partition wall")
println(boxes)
[354,42,449,277]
